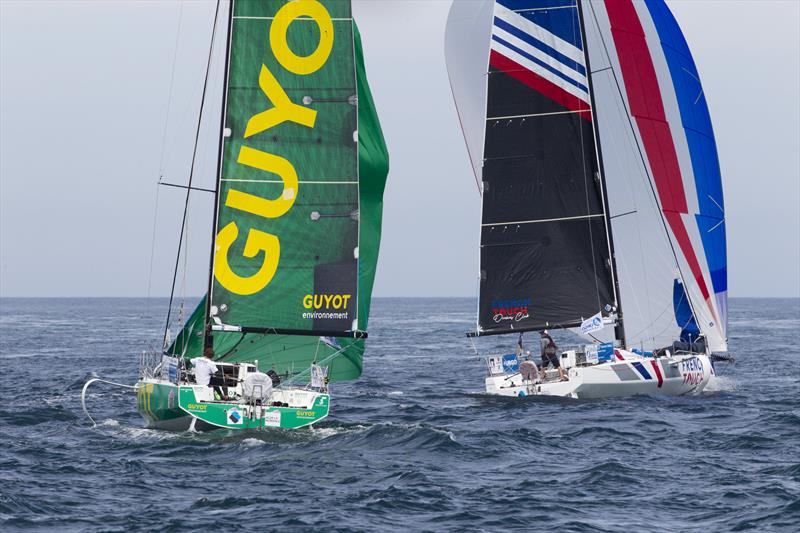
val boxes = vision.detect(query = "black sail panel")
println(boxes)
[477,0,614,335]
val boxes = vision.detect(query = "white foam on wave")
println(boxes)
[99,418,120,427]
[388,391,404,396]
[311,426,343,439]
[706,374,736,392]
[242,437,266,447]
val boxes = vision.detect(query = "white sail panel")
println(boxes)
[444,0,494,189]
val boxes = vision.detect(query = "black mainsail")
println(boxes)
[458,0,617,336]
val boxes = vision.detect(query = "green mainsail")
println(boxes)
[168,2,388,383]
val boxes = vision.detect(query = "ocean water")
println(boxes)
[0,297,798,532]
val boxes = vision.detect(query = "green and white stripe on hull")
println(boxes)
[136,379,330,431]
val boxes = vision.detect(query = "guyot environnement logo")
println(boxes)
[302,294,352,321]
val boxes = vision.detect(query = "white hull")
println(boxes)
[485,349,713,399]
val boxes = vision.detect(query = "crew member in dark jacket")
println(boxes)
[539,330,567,381]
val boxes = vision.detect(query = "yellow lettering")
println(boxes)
[227,146,298,219]
[244,65,316,138]
[331,295,342,309]
[303,295,313,309]
[342,294,351,308]
[214,222,280,295]
[270,0,334,75]
[314,294,323,308]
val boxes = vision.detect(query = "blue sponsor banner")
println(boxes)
[597,342,614,362]
[502,353,520,373]
[631,348,654,358]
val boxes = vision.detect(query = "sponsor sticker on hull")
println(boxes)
[264,410,282,428]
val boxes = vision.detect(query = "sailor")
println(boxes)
[539,330,567,381]
[191,347,227,399]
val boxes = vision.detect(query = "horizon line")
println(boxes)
[1,294,799,300]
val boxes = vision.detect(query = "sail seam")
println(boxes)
[512,6,576,13]
[221,179,358,184]
[487,109,586,120]
[482,213,604,227]
[233,16,353,21]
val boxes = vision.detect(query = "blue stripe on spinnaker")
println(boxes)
[673,279,700,343]
[631,362,653,380]
[492,16,586,76]
[644,0,727,301]
[491,34,589,93]
[496,0,583,48]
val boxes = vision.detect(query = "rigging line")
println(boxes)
[707,194,724,215]
[574,2,602,312]
[216,333,247,360]
[609,209,637,220]
[159,181,215,194]
[158,1,185,175]
[482,213,604,226]
[144,181,161,317]
[587,1,701,330]
[513,5,576,13]
[281,340,356,387]
[179,194,190,328]
[486,109,588,120]
[203,0,235,351]
[163,0,223,349]
[707,219,724,233]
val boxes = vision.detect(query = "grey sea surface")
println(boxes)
[0,297,798,532]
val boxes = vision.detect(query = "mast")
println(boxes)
[203,0,235,353]
[576,0,626,348]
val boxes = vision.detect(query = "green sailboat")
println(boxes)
[137,0,388,431]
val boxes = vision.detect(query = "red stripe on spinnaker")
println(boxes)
[650,360,664,388]
[603,1,713,310]
[614,349,625,361]
[489,50,592,121]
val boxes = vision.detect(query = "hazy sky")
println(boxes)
[1,0,798,298]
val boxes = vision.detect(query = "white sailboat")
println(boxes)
[446,0,729,398]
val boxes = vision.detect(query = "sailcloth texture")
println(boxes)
[447,0,616,336]
[447,0,726,351]
[582,0,727,351]
[169,5,388,382]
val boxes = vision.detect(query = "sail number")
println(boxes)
[215,0,334,296]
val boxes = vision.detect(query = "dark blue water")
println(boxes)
[0,297,798,532]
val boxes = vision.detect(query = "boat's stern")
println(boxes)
[137,379,191,430]
[177,385,330,430]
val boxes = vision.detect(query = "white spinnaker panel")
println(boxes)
[445,0,494,189]
[582,0,726,352]
[582,0,683,351]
